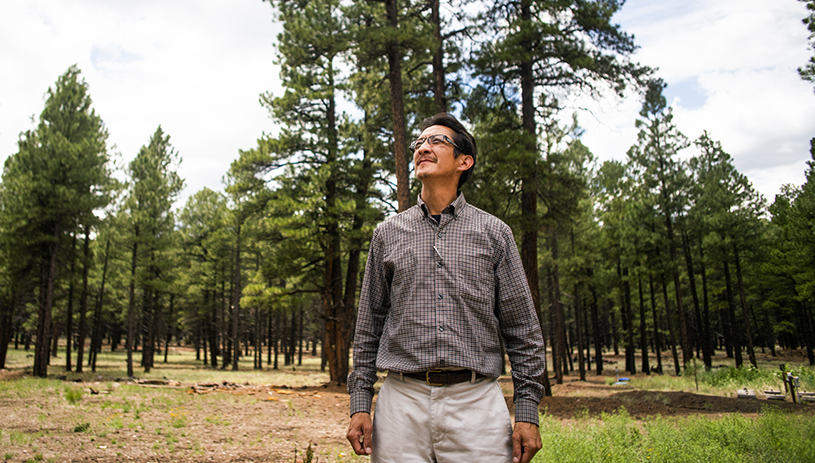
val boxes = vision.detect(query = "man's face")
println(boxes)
[413,125,471,184]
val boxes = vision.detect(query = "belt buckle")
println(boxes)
[426,370,443,387]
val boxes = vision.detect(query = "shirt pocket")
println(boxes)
[456,247,494,312]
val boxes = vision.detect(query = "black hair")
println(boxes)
[418,112,477,189]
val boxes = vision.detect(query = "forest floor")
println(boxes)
[1,347,815,462]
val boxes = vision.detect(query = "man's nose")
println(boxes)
[415,140,431,154]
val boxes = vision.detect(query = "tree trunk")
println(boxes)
[610,309,619,356]
[574,285,586,381]
[638,276,650,375]
[697,241,713,370]
[659,270,680,375]
[0,291,14,369]
[66,233,77,372]
[517,0,551,396]
[142,287,154,373]
[298,306,304,366]
[664,214,691,369]
[619,263,636,374]
[164,294,173,364]
[570,230,585,381]
[548,233,566,384]
[289,309,297,369]
[722,259,743,367]
[732,246,757,367]
[430,0,447,113]
[682,231,706,364]
[90,238,111,371]
[76,225,91,373]
[126,226,139,378]
[385,0,410,212]
[34,223,61,378]
[232,223,242,371]
[255,305,262,370]
[648,274,663,374]
[273,310,280,370]
[590,285,603,374]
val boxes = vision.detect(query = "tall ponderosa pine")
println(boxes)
[255,0,381,383]
[627,79,692,372]
[125,127,184,376]
[1,66,112,377]
[471,1,650,378]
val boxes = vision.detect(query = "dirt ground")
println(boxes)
[2,352,815,462]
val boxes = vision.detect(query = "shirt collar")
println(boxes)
[417,191,468,219]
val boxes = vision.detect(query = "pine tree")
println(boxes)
[627,78,692,372]
[1,66,112,377]
[124,127,184,376]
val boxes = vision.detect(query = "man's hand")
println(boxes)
[346,412,373,456]
[512,421,541,463]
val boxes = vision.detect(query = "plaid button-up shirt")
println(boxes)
[348,193,546,425]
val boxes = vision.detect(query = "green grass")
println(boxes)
[534,407,815,462]
[63,385,83,405]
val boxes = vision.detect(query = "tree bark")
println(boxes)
[385,0,411,212]
[76,225,91,373]
[126,227,139,378]
[648,273,663,374]
[682,230,707,364]
[659,270,680,375]
[232,223,242,371]
[722,259,742,367]
[638,276,650,374]
[90,238,111,372]
[697,240,713,370]
[430,0,447,113]
[732,246,757,367]
[66,233,77,372]
[590,285,603,374]
[34,223,60,378]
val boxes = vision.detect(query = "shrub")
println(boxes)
[63,386,83,405]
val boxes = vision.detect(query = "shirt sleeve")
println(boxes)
[347,227,390,416]
[494,225,546,426]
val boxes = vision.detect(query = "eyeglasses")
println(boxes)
[409,134,463,153]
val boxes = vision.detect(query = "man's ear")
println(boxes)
[457,154,474,173]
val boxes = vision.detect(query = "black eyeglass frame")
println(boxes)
[409,134,465,154]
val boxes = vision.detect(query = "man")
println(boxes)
[346,113,546,463]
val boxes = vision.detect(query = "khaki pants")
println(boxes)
[371,372,513,463]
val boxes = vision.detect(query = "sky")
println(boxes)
[1,0,813,207]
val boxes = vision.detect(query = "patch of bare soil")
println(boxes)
[3,354,815,462]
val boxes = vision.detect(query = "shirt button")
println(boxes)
[437,262,442,267]
[438,326,444,332]
[437,232,442,238]
[437,294,443,299]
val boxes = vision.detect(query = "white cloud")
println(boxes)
[0,0,281,207]
[571,0,815,202]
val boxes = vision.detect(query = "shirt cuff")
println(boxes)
[349,389,374,417]
[514,398,540,426]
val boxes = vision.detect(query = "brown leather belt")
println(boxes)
[403,369,485,386]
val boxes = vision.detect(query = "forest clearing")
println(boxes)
[2,346,815,463]
[2,4,815,462]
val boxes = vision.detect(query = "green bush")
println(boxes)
[63,386,83,405]
[72,423,90,433]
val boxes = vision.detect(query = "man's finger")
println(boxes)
[512,430,522,463]
[346,413,373,456]
[513,422,541,463]
[361,419,373,455]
